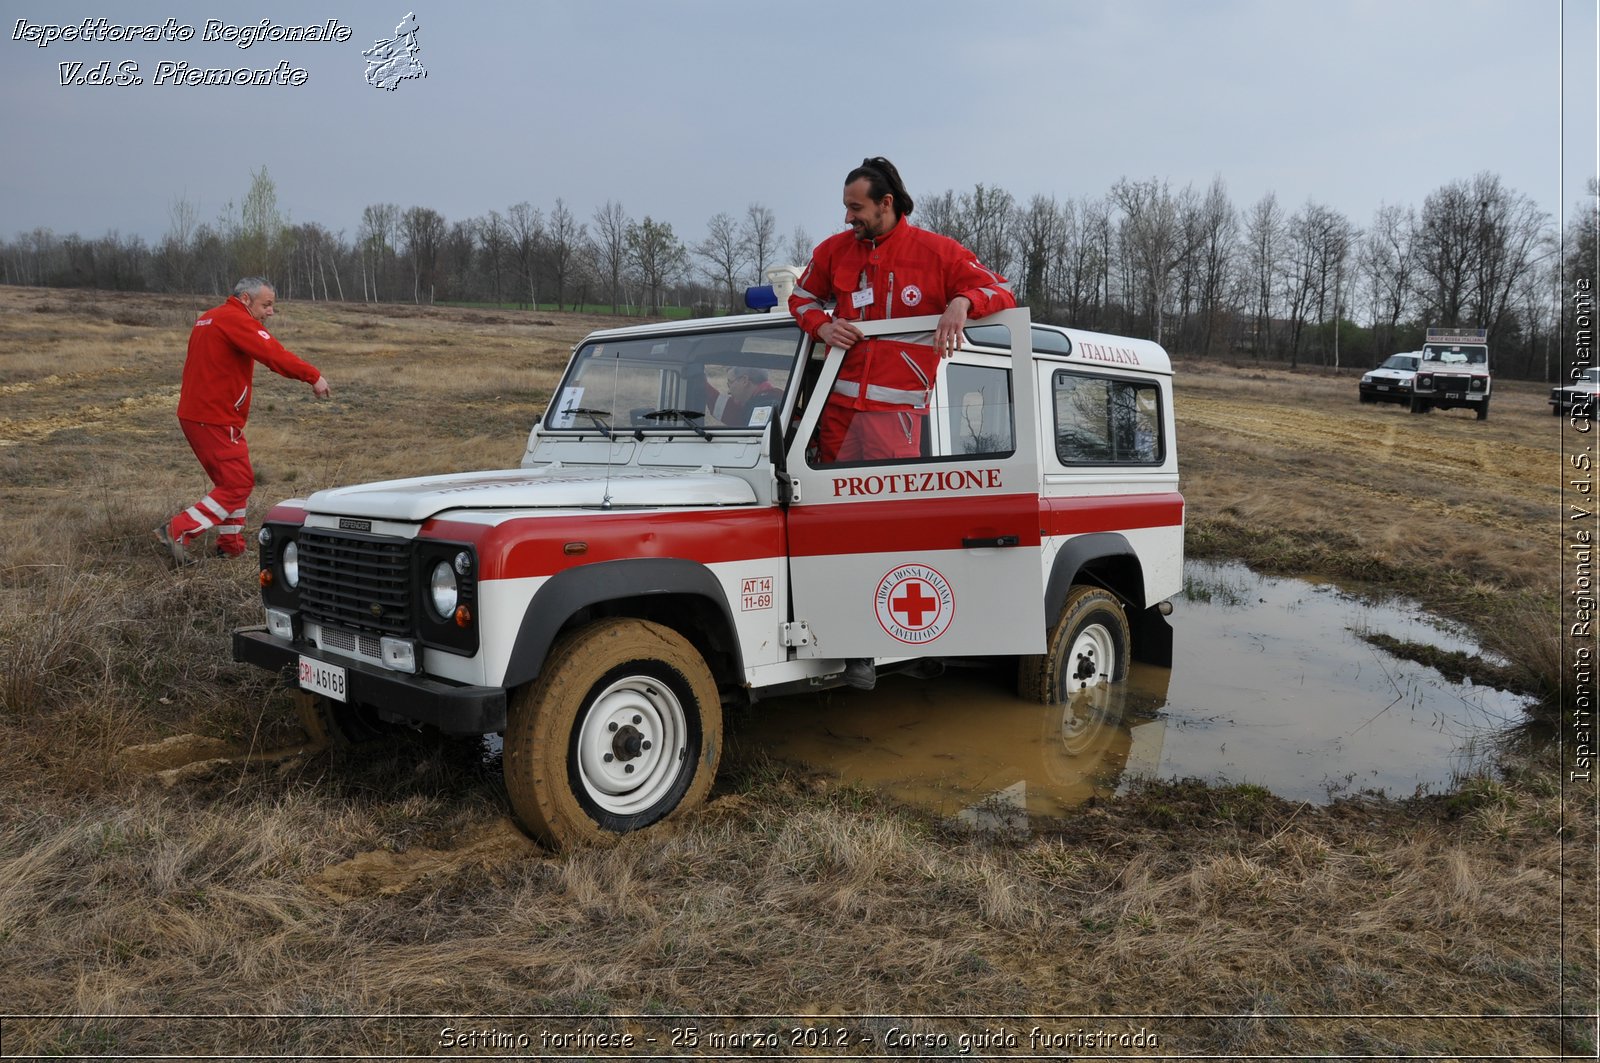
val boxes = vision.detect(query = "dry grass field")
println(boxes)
[0,286,1591,1057]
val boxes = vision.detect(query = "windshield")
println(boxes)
[1380,354,1420,371]
[546,322,803,434]
[1422,345,1487,366]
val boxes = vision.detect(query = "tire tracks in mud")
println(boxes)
[307,819,543,901]
[116,734,547,898]
[0,365,136,396]
[0,385,178,444]
[1178,394,1557,530]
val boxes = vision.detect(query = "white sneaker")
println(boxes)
[153,526,192,567]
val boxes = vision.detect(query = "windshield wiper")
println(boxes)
[565,407,615,440]
[640,408,711,440]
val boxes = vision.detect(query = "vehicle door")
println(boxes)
[783,308,1045,659]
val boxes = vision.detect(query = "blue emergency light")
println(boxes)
[743,284,778,311]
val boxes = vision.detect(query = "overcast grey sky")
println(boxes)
[1,0,1595,257]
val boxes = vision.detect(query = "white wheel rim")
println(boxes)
[1066,622,1115,691]
[575,674,688,816]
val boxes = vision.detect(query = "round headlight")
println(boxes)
[282,540,299,589]
[430,560,458,618]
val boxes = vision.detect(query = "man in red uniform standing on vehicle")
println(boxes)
[155,277,331,565]
[789,156,1015,463]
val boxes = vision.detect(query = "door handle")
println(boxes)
[961,534,1019,549]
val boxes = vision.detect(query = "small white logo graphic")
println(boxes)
[900,284,922,308]
[364,12,426,91]
[875,564,954,645]
[257,329,271,339]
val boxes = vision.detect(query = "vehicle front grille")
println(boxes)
[1430,374,1471,393]
[297,528,412,636]
[312,623,385,663]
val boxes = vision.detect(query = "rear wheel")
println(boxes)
[503,618,721,848]
[1017,586,1131,705]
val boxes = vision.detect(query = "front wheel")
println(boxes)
[1017,586,1132,705]
[503,618,721,848]
[1409,396,1430,414]
[1476,399,1489,421]
[291,690,390,747]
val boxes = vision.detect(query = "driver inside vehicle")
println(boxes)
[708,366,783,427]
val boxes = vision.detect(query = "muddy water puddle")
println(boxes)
[735,560,1534,829]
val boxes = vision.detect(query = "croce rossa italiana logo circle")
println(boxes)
[874,563,954,644]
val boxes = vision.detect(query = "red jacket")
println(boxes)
[707,381,783,427]
[176,296,321,428]
[789,222,1014,411]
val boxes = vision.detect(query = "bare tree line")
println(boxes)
[2,169,1594,380]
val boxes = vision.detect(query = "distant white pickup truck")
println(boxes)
[1551,365,1600,417]
[1358,351,1421,406]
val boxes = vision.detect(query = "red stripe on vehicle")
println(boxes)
[1040,492,1185,536]
[424,510,786,581]
[788,493,1043,556]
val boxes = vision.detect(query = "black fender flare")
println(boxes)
[502,557,741,690]
[1044,532,1144,621]
[1044,532,1173,667]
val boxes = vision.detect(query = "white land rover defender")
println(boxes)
[1409,327,1491,419]
[233,305,1184,846]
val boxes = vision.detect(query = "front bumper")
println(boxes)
[1415,390,1486,408]
[233,626,507,735]
[1359,380,1410,403]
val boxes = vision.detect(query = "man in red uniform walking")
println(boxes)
[155,277,331,565]
[789,156,1015,463]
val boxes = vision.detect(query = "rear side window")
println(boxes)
[1053,370,1163,465]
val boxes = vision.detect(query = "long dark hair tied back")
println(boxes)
[846,156,914,218]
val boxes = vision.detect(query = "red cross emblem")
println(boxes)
[891,580,938,628]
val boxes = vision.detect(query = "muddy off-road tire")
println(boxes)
[1017,586,1131,705]
[1476,399,1489,421]
[503,618,721,848]
[291,690,389,747]
[1409,396,1430,414]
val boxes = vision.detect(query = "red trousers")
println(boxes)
[815,399,923,463]
[167,418,254,556]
